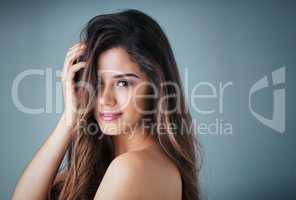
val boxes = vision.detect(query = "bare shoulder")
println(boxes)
[94,145,182,200]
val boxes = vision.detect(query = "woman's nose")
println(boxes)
[98,85,116,107]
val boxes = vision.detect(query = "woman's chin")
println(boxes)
[99,123,122,136]
[102,132,120,136]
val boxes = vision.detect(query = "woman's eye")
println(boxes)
[116,79,130,87]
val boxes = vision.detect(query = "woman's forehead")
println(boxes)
[97,48,137,70]
[96,47,145,79]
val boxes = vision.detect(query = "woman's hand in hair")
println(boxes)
[61,42,87,127]
[11,43,87,199]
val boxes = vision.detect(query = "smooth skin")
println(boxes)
[93,47,182,200]
[12,43,182,200]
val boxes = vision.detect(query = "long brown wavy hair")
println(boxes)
[48,9,202,200]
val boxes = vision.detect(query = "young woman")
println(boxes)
[12,9,201,200]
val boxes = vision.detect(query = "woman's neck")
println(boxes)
[111,126,156,157]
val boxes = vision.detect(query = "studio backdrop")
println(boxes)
[0,0,295,199]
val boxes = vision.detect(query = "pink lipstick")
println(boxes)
[99,112,122,121]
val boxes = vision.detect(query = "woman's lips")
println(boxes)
[99,112,123,122]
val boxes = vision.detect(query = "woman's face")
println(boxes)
[94,47,151,136]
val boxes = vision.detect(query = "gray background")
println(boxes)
[0,0,295,199]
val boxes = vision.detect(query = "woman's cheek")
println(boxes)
[115,88,133,111]
[116,88,144,123]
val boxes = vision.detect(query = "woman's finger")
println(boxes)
[62,42,87,79]
[66,49,87,67]
[69,41,86,51]
[64,61,87,81]
[66,44,86,58]
[71,61,87,74]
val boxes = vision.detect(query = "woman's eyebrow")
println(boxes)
[112,73,140,79]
